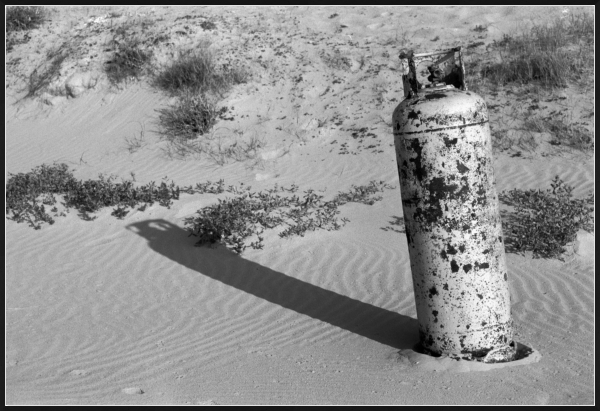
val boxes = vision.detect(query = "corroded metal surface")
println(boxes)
[393,86,514,361]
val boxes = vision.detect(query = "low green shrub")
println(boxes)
[6,163,180,229]
[7,164,395,255]
[500,176,594,259]
[184,181,394,254]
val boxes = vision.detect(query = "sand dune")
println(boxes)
[6,6,594,405]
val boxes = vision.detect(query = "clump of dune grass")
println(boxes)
[6,6,47,52]
[153,45,250,159]
[157,92,221,141]
[153,47,249,97]
[105,36,153,86]
[478,11,593,89]
[6,6,46,32]
[102,17,158,86]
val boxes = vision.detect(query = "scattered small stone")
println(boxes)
[122,387,144,395]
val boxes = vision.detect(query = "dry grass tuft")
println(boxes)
[476,11,593,89]
[153,47,249,97]
[157,93,221,141]
[6,6,47,52]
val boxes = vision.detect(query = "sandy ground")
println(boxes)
[5,6,594,405]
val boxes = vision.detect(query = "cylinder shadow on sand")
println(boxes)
[127,219,418,349]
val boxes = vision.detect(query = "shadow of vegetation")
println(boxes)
[127,219,418,349]
[380,215,406,234]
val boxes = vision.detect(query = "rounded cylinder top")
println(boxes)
[393,86,488,136]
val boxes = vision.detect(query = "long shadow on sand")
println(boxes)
[127,219,418,349]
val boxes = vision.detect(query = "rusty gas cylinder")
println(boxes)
[392,49,515,362]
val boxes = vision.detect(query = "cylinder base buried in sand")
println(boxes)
[393,81,515,363]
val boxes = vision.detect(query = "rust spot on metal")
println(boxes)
[451,260,459,273]
[443,136,458,147]
[456,160,469,174]
[409,139,426,181]
[425,93,446,100]
[429,286,439,297]
[446,244,458,255]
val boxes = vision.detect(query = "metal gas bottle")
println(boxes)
[392,47,515,362]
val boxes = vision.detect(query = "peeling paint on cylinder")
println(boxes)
[392,85,514,360]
